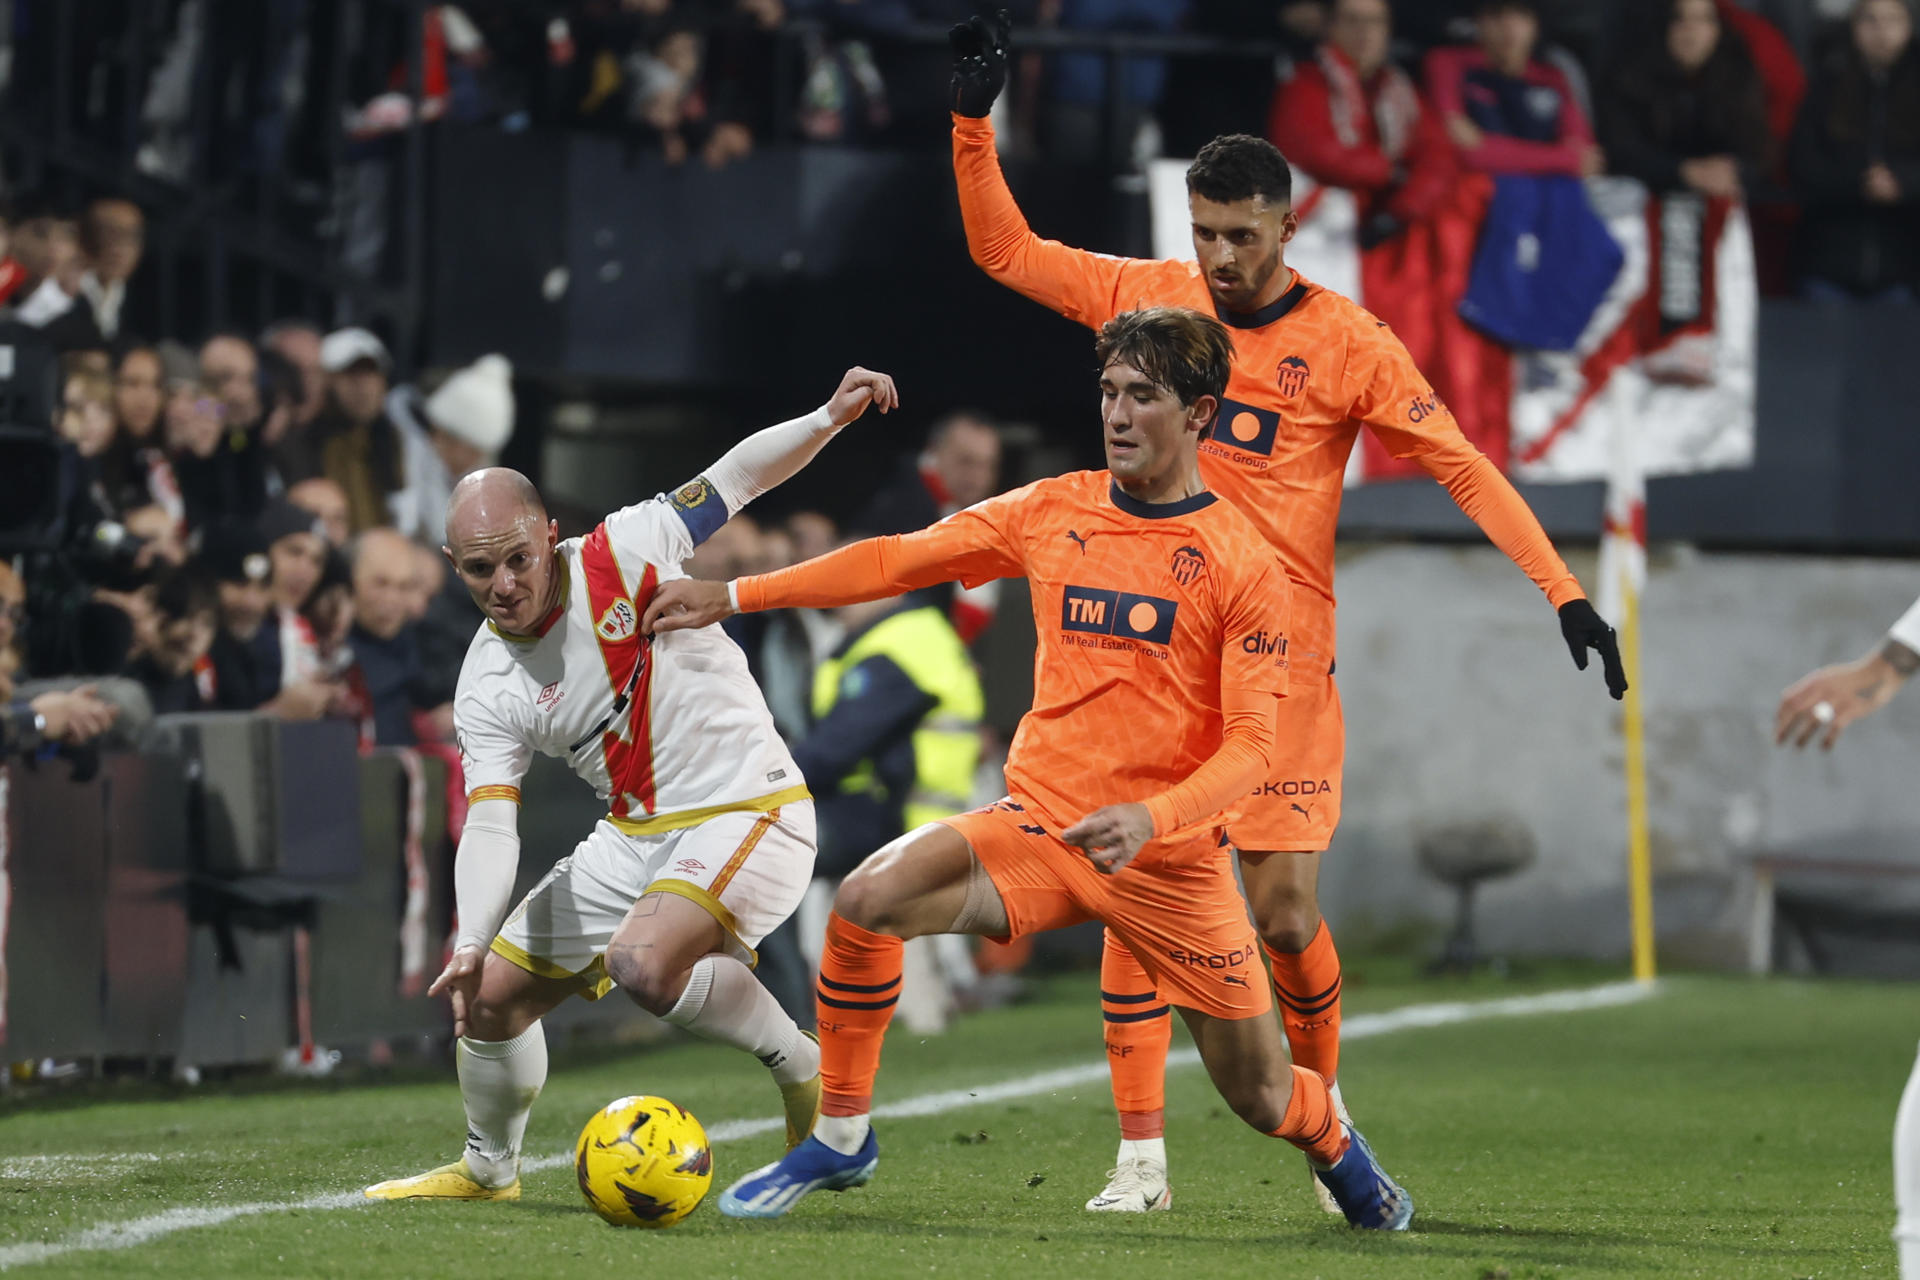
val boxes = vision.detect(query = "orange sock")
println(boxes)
[815,911,904,1117]
[1267,919,1342,1084]
[1268,1064,1349,1166]
[1099,929,1171,1140]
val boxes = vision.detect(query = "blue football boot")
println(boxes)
[1312,1122,1414,1230]
[718,1127,880,1219]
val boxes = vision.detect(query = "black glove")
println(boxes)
[949,7,1011,118]
[1357,211,1406,250]
[1559,598,1628,700]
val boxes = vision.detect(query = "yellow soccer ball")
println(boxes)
[574,1095,714,1228]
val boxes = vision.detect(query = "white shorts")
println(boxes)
[492,801,816,1000]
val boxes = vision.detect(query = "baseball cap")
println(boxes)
[319,326,392,374]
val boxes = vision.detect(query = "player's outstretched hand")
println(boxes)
[644,578,735,636]
[948,6,1010,118]
[1558,598,1628,700]
[429,945,487,1039]
[827,366,899,428]
[1062,802,1155,876]
[1775,652,1905,751]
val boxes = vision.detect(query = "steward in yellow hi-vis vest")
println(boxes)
[794,602,983,877]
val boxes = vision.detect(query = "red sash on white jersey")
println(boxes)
[579,523,659,821]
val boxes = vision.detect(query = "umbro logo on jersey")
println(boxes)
[1277,355,1310,398]
[1170,545,1206,586]
[1061,585,1178,645]
[674,858,706,875]
[536,681,563,711]
[596,598,638,642]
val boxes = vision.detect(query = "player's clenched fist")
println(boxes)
[827,366,900,427]
[1062,802,1156,875]
[645,578,735,636]
[428,944,487,1039]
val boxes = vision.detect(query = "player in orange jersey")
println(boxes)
[644,307,1414,1230]
[945,7,1627,1214]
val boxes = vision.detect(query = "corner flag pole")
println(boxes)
[1600,371,1656,983]
[1619,566,1656,982]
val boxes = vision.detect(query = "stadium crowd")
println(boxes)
[19,0,1915,300]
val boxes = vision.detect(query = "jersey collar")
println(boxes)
[1108,480,1217,520]
[488,573,570,644]
[1216,275,1308,329]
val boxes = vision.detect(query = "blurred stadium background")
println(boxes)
[0,0,1917,1179]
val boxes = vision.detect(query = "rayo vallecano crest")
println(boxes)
[596,598,637,642]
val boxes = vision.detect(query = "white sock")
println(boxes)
[662,954,814,1086]
[1117,1137,1166,1168]
[458,1020,547,1188]
[816,1112,870,1156]
[1894,1042,1920,1278]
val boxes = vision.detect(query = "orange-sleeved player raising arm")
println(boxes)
[645,308,1414,1232]
[944,7,1626,1216]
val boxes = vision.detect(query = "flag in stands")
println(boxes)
[1148,165,1757,486]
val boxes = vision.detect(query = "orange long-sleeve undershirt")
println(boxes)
[1411,440,1586,610]
[1141,687,1277,839]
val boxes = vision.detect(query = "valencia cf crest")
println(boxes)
[596,598,638,642]
[1170,545,1207,587]
[1276,355,1310,399]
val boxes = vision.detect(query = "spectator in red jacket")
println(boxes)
[1425,0,1605,178]
[1269,0,1454,248]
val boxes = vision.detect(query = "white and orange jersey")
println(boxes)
[455,479,805,837]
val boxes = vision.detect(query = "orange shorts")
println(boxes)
[1228,668,1342,853]
[943,800,1269,1020]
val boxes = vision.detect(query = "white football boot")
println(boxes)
[1085,1157,1172,1212]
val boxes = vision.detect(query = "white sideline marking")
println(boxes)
[0,979,1656,1270]
[0,1154,163,1179]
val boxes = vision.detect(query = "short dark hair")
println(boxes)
[1186,134,1293,208]
[1094,307,1234,439]
[151,564,217,623]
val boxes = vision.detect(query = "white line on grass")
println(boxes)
[0,979,1656,1270]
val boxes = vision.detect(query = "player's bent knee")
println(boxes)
[1256,910,1321,954]
[603,945,683,1016]
[832,867,901,935]
[463,996,537,1043]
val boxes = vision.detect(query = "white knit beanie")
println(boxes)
[425,354,514,453]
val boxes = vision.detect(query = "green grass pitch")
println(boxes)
[1,969,1909,1278]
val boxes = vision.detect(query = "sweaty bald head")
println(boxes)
[447,468,545,548]
[444,468,561,636]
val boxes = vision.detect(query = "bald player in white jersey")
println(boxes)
[366,366,899,1202]
[1775,590,1920,1278]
